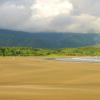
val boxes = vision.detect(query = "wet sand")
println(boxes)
[0,57,100,100]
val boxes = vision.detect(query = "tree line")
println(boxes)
[0,47,100,56]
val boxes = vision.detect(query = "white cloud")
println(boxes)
[22,0,73,32]
[0,0,100,33]
[31,0,73,18]
[67,14,100,33]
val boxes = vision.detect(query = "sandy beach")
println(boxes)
[0,57,100,100]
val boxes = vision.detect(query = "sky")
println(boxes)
[0,0,100,33]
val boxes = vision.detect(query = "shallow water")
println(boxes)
[54,57,100,62]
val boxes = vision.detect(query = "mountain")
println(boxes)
[0,29,100,48]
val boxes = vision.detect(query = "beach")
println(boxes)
[0,57,100,100]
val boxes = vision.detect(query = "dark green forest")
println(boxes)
[0,29,100,48]
[0,47,100,56]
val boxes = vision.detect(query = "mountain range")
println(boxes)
[0,29,100,48]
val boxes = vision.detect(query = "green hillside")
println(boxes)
[0,29,100,48]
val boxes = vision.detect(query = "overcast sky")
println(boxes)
[0,0,100,33]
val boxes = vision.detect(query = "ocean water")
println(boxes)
[54,57,100,63]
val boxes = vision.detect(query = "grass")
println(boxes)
[0,57,100,100]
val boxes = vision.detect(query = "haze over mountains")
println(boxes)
[0,29,100,48]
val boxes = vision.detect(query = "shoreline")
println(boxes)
[47,56,100,63]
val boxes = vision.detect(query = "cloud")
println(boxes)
[0,0,34,6]
[67,14,100,33]
[31,0,73,18]
[67,14,97,33]
[19,0,73,32]
[0,0,100,33]
[0,3,31,30]
[70,0,100,16]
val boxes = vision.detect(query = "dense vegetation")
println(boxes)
[0,29,100,48]
[0,47,100,56]
[0,29,100,56]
